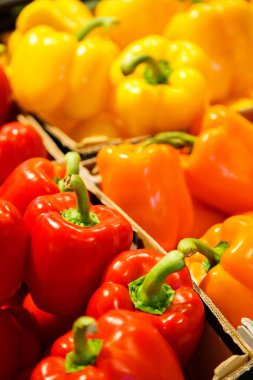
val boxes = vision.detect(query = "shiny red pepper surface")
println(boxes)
[87,249,205,366]
[0,121,47,184]
[24,175,133,318]
[32,310,184,380]
[0,157,65,214]
[0,200,27,306]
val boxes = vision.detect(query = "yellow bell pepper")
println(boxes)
[164,0,253,104]
[95,0,190,48]
[9,18,120,133]
[8,0,93,58]
[16,0,93,34]
[110,36,209,137]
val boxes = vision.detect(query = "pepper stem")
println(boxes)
[61,174,99,227]
[57,152,80,192]
[76,16,119,41]
[141,131,197,150]
[121,54,172,85]
[65,317,103,374]
[177,238,229,264]
[129,251,185,315]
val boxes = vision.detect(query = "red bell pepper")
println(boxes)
[0,305,41,380]
[0,199,27,306]
[24,174,133,317]
[87,249,205,366]
[23,293,73,348]
[31,310,184,380]
[0,121,47,183]
[0,151,80,215]
[0,64,11,126]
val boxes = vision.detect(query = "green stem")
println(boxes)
[177,238,229,264]
[57,152,80,192]
[62,174,99,227]
[141,131,196,150]
[65,317,102,374]
[76,16,118,41]
[129,251,185,315]
[121,54,171,85]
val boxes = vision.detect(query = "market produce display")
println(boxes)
[2,0,253,378]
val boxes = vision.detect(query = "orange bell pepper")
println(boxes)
[97,142,193,251]
[191,197,227,239]
[146,105,253,214]
[177,215,253,328]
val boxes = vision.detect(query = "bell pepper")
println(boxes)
[7,0,93,58]
[164,0,253,103]
[144,114,253,214]
[0,200,27,306]
[0,151,80,215]
[97,141,193,251]
[0,121,47,184]
[24,174,133,317]
[0,64,11,126]
[95,0,189,48]
[0,305,41,380]
[23,293,73,348]
[177,215,253,328]
[110,36,209,137]
[15,0,92,35]
[32,310,184,380]
[191,197,227,239]
[87,249,205,365]
[10,17,119,133]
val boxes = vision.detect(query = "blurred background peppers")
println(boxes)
[9,17,119,133]
[164,0,253,103]
[95,0,190,48]
[97,141,194,251]
[0,63,11,125]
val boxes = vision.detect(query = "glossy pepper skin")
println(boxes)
[110,36,209,137]
[87,249,205,365]
[15,0,92,34]
[147,104,253,215]
[164,0,253,103]
[95,0,189,48]
[0,64,11,126]
[24,174,133,317]
[0,200,27,306]
[10,18,119,133]
[97,142,193,251]
[177,215,253,328]
[185,106,253,214]
[0,121,47,184]
[0,157,65,215]
[32,310,184,380]
[8,0,93,58]
[0,305,41,380]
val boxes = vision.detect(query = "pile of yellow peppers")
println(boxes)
[6,0,253,139]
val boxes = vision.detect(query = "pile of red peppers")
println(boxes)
[0,119,205,379]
